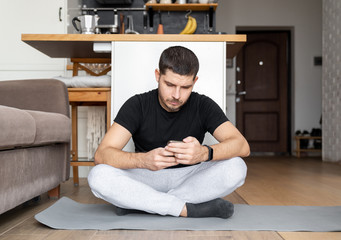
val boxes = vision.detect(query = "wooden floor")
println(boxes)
[1,156,341,240]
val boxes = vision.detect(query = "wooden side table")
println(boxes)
[68,88,111,186]
[294,136,322,158]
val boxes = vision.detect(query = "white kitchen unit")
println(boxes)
[111,41,226,151]
[0,0,67,80]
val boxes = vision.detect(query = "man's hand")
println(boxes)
[140,147,179,171]
[165,136,208,165]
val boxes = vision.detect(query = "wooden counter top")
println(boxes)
[22,33,246,42]
[22,34,246,58]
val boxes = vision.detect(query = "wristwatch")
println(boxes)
[204,145,213,161]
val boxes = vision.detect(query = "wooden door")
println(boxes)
[236,31,290,152]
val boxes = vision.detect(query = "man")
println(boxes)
[88,46,250,219]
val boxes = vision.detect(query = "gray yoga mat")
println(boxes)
[35,197,341,231]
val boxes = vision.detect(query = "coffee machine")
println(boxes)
[72,14,100,34]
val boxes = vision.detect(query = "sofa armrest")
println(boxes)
[0,79,69,117]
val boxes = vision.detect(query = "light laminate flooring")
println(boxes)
[1,156,340,240]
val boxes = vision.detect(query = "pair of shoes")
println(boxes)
[296,130,309,149]
[311,128,322,149]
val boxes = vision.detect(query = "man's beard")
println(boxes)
[159,93,184,112]
[165,98,183,112]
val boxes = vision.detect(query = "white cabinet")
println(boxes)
[0,0,67,80]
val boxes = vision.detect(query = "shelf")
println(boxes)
[294,136,322,158]
[145,3,218,11]
[70,161,95,167]
[295,149,321,152]
[294,136,322,140]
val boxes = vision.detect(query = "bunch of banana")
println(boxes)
[180,16,197,34]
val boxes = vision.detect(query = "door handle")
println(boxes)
[59,7,62,22]
[236,91,246,103]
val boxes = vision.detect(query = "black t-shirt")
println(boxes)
[114,89,228,167]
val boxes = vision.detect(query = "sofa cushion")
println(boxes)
[0,106,36,149]
[0,106,71,149]
[26,110,71,146]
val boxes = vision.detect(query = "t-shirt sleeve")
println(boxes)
[200,96,229,135]
[114,95,141,135]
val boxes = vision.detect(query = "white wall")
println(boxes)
[216,0,322,137]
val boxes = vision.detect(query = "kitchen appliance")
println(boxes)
[95,10,119,34]
[72,15,99,34]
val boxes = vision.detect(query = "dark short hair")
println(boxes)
[159,46,199,80]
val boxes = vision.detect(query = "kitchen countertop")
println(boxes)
[21,34,246,58]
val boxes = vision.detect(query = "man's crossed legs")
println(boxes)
[88,157,247,218]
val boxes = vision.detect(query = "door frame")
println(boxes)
[236,27,293,154]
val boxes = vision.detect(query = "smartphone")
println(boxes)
[167,140,183,145]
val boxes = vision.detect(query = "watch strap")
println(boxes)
[204,145,213,161]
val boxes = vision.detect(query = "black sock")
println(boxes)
[186,198,234,219]
[115,207,146,216]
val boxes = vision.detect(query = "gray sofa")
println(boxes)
[0,79,71,214]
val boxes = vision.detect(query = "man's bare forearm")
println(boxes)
[94,145,179,171]
[94,146,143,169]
[209,121,250,161]
[211,136,250,161]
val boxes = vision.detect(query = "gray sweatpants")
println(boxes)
[88,157,247,217]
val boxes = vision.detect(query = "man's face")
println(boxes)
[155,69,198,112]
